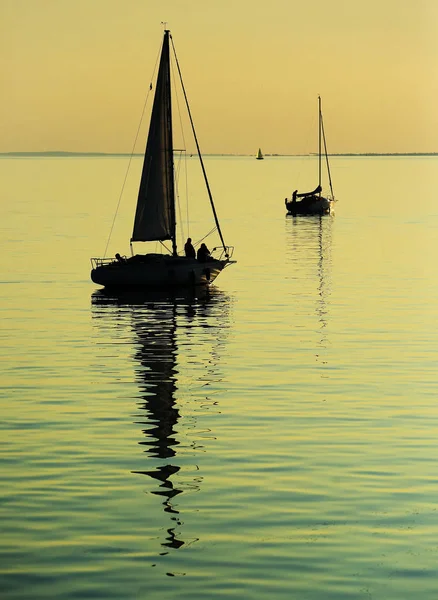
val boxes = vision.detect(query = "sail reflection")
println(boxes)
[285,215,333,356]
[91,287,231,553]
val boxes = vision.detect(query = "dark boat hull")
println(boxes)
[285,195,331,216]
[91,254,231,290]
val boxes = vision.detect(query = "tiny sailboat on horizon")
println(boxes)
[256,148,264,160]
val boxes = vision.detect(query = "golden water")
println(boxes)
[1,155,438,599]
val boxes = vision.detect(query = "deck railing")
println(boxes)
[91,247,234,269]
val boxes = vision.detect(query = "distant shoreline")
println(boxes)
[1,151,437,158]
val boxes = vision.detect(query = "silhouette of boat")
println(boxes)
[285,97,335,216]
[91,29,235,290]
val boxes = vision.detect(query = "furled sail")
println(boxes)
[131,30,175,243]
[295,185,322,198]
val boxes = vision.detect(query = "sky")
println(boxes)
[1,0,438,154]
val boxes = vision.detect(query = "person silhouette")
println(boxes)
[184,238,196,258]
[196,243,211,262]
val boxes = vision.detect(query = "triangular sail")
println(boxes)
[131,30,175,245]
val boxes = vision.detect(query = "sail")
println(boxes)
[296,185,322,198]
[131,30,175,243]
[256,148,263,159]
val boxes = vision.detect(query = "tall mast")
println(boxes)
[318,95,322,193]
[164,30,177,256]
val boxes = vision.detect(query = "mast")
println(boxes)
[165,29,177,257]
[318,95,322,195]
[170,34,229,258]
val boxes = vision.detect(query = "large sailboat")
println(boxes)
[91,29,235,290]
[285,96,334,216]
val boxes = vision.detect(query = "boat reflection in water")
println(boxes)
[91,287,231,553]
[285,215,333,358]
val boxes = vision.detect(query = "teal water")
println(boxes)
[1,155,438,598]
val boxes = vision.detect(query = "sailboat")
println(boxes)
[285,96,334,216]
[90,29,235,290]
[256,148,264,160]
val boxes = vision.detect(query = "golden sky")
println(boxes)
[2,0,438,154]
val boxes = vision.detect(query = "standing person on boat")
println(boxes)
[184,238,196,258]
[197,243,211,263]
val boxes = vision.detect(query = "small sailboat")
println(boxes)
[285,96,334,216]
[90,29,235,290]
[256,148,264,160]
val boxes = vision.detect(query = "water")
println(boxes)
[1,155,438,599]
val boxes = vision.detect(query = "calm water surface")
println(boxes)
[1,155,438,599]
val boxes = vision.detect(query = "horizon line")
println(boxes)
[1,151,438,158]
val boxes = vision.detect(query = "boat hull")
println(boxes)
[285,196,331,216]
[91,254,230,290]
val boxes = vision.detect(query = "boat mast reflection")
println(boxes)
[316,216,332,352]
[91,288,230,553]
[130,298,183,551]
[285,215,333,357]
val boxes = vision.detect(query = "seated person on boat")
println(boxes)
[197,243,211,262]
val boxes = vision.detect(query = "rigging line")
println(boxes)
[170,34,229,258]
[103,38,163,258]
[320,112,334,199]
[185,149,189,237]
[170,50,190,238]
[170,58,189,243]
[174,150,186,245]
[195,226,217,247]
[159,240,172,254]
[170,58,188,169]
